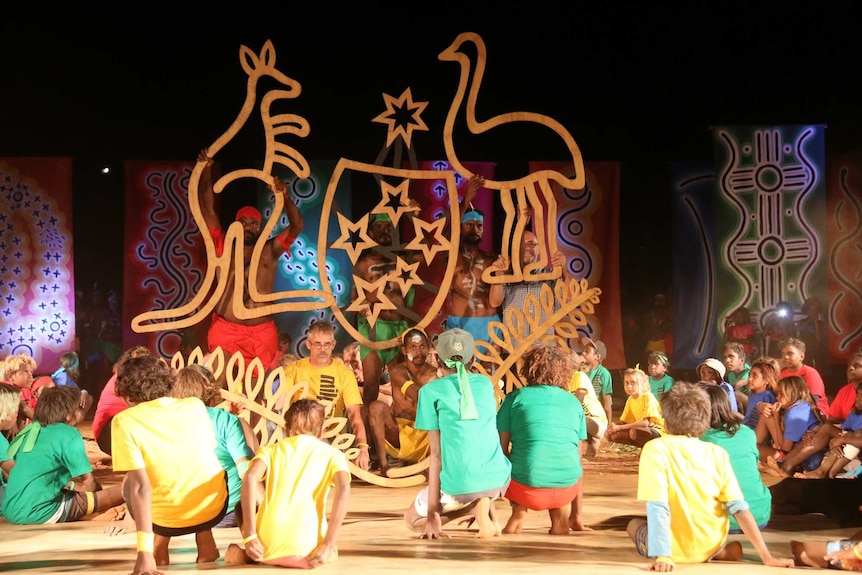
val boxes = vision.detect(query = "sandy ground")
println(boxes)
[0,419,856,574]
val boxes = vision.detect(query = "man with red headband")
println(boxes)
[197,149,304,369]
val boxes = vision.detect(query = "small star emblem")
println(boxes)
[331,213,377,265]
[387,258,422,299]
[405,217,451,265]
[371,88,429,149]
[371,180,419,227]
[346,275,397,328]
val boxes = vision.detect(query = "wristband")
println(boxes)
[242,533,259,544]
[853,544,862,561]
[655,556,675,565]
[357,442,369,448]
[136,531,155,553]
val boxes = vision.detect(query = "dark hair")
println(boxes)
[660,382,711,436]
[116,356,174,403]
[647,352,669,368]
[750,356,780,390]
[112,345,152,374]
[34,386,80,425]
[780,337,806,354]
[703,384,743,436]
[285,399,326,437]
[724,342,746,361]
[519,343,574,389]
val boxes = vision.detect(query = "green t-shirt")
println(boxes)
[700,425,771,531]
[415,372,511,496]
[497,385,586,487]
[727,364,751,395]
[649,374,674,399]
[207,406,254,511]
[0,432,8,516]
[586,364,613,403]
[2,423,92,524]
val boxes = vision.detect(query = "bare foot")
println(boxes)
[474,499,501,538]
[762,456,790,478]
[502,519,522,534]
[713,541,743,562]
[793,469,824,479]
[195,530,220,563]
[569,522,594,532]
[548,524,569,535]
[225,543,251,565]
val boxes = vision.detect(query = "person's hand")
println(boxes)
[763,556,794,568]
[493,254,509,271]
[466,174,485,193]
[801,429,818,446]
[829,436,847,449]
[130,551,164,575]
[550,251,565,268]
[648,560,674,571]
[269,178,289,196]
[196,148,212,166]
[244,537,264,562]
[306,541,335,568]
[355,446,370,470]
[405,197,421,213]
[420,512,449,540]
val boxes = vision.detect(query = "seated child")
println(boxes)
[606,368,663,448]
[742,357,779,431]
[568,350,607,458]
[700,385,771,532]
[723,342,751,413]
[647,352,674,399]
[226,399,350,568]
[627,382,793,569]
[112,356,228,570]
[172,364,255,528]
[827,353,862,424]
[404,328,512,539]
[51,352,93,415]
[2,353,36,428]
[1,386,124,524]
[498,343,588,535]
[758,375,827,474]
[697,357,738,412]
[91,345,152,456]
[0,383,22,513]
[791,528,862,570]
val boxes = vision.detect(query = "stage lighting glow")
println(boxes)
[101,166,111,174]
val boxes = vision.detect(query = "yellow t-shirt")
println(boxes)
[637,435,743,563]
[254,434,350,560]
[284,358,362,414]
[619,393,664,432]
[111,397,227,528]
[568,371,607,424]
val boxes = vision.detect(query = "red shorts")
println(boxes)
[505,478,581,511]
[207,314,278,369]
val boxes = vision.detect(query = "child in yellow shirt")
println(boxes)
[606,368,663,448]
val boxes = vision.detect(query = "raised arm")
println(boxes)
[270,178,304,258]
[196,148,221,232]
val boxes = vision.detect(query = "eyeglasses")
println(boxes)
[309,341,335,350]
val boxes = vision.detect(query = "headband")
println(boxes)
[461,211,483,224]
[235,206,262,223]
[370,213,392,226]
[400,326,429,346]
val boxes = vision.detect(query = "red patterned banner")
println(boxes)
[0,158,75,371]
[827,151,862,360]
[123,161,210,358]
[529,161,625,369]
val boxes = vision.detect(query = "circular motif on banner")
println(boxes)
[292,177,317,200]
[10,344,34,357]
[50,321,61,332]
[757,236,785,265]
[742,144,752,155]
[12,191,23,202]
[566,246,591,276]
[783,145,793,154]
[755,164,783,193]
[562,185,590,203]
[558,208,586,243]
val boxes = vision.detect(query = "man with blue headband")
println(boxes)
[446,183,501,351]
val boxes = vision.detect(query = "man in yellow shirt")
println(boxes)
[278,321,370,470]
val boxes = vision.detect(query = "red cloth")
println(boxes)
[781,364,830,418]
[207,314,278,369]
[92,374,127,440]
[504,478,581,511]
[209,226,225,257]
[830,382,860,422]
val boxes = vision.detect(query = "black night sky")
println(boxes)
[2,1,860,332]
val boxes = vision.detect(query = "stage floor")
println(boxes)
[0,425,855,573]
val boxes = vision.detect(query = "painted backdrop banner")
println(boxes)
[530,161,625,369]
[123,160,209,358]
[0,157,75,371]
[712,125,827,361]
[670,162,717,369]
[826,151,862,360]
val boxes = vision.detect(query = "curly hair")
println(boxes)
[112,345,152,374]
[519,343,575,389]
[172,364,219,406]
[116,356,174,404]
[704,384,743,436]
[2,353,36,380]
[660,382,711,436]
[34,386,81,425]
[285,399,326,437]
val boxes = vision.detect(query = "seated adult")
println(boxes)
[367,328,437,476]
